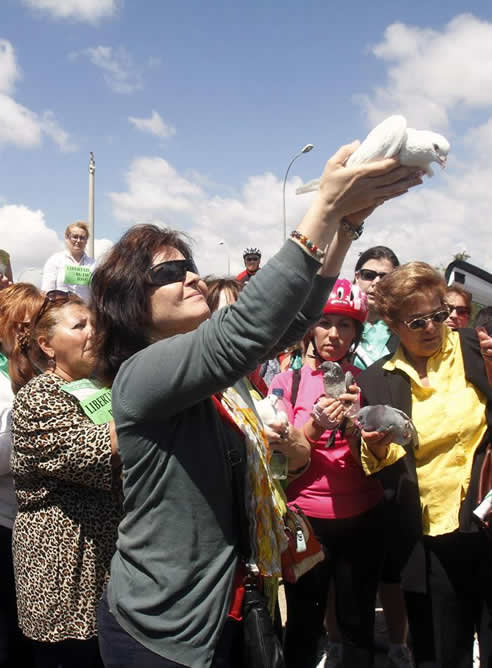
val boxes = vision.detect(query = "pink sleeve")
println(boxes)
[268,371,295,424]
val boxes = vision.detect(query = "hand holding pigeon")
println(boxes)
[296,115,450,195]
[355,405,418,447]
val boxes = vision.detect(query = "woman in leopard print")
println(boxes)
[11,290,121,668]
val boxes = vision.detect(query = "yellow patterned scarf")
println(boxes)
[219,385,288,577]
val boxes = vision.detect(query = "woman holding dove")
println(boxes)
[89,142,422,668]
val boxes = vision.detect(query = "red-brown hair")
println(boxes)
[0,283,44,393]
[374,261,447,329]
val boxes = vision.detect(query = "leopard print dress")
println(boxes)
[11,372,122,642]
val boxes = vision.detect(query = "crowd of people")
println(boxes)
[1,142,492,668]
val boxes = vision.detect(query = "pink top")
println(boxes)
[269,364,383,519]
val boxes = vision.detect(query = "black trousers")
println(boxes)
[0,525,33,668]
[405,531,492,668]
[30,637,103,668]
[283,502,386,668]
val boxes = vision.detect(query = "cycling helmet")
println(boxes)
[322,279,368,323]
[243,247,261,258]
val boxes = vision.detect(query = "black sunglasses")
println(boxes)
[357,268,388,282]
[147,258,198,287]
[33,290,74,327]
[445,304,470,317]
[403,309,450,331]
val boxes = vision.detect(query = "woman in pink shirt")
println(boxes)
[269,279,385,668]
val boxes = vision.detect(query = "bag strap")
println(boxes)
[212,395,252,561]
[290,368,301,408]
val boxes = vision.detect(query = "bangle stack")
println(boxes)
[340,218,364,240]
[290,231,325,262]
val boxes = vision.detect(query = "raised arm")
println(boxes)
[115,147,422,422]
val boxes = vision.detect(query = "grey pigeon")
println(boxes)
[355,405,418,446]
[320,361,354,398]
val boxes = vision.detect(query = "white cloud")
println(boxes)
[0,40,75,151]
[40,110,78,152]
[0,93,42,147]
[357,14,492,130]
[22,0,119,23]
[71,46,142,94]
[94,238,114,262]
[0,205,61,282]
[463,118,492,161]
[109,157,204,223]
[128,111,176,139]
[0,40,20,94]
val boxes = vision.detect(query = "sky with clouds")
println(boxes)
[2,0,492,282]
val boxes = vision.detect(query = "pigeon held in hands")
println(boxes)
[320,361,354,399]
[296,114,450,195]
[355,405,418,447]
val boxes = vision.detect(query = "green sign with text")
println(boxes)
[64,265,92,286]
[61,378,112,424]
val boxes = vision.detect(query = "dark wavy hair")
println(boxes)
[354,245,400,273]
[90,224,193,386]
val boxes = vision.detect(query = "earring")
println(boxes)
[47,356,56,370]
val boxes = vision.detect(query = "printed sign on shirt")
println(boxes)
[64,265,92,286]
[61,378,113,424]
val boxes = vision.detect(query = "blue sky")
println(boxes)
[2,0,492,281]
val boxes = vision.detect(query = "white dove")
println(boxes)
[296,115,450,195]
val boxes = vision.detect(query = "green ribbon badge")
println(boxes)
[64,265,92,286]
[61,378,113,424]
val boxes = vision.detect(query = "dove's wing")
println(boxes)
[295,179,321,195]
[346,115,408,167]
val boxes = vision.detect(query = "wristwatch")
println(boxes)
[340,218,364,240]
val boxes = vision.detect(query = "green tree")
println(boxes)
[436,250,471,274]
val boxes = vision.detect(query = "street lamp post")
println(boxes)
[282,144,314,242]
[88,152,95,258]
[218,241,231,274]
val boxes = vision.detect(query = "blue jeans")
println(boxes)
[97,591,242,668]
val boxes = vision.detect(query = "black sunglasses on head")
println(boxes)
[147,258,198,286]
[33,290,74,327]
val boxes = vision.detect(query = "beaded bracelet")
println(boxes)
[340,218,364,240]
[290,231,325,261]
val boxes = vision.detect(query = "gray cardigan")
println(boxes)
[108,240,336,667]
